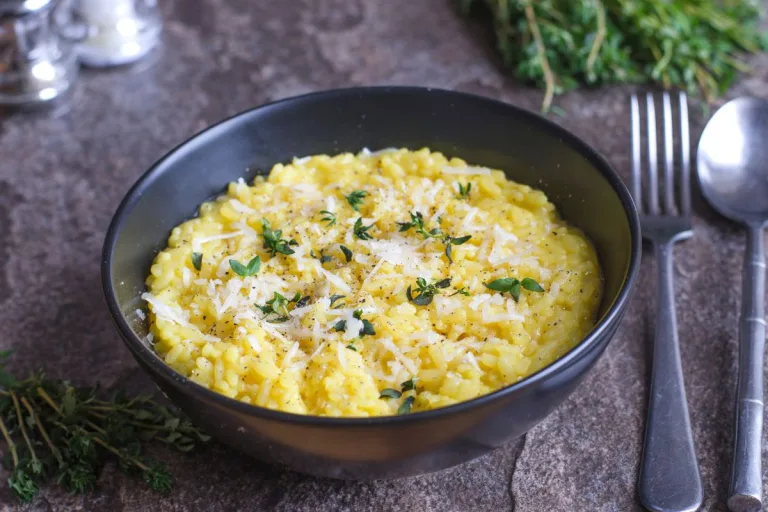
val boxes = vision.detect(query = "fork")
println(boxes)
[631,91,703,512]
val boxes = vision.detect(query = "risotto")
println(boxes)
[143,148,602,417]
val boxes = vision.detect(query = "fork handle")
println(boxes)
[638,242,702,512]
[728,225,766,512]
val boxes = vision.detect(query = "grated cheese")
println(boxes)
[229,199,255,214]
[282,342,300,368]
[379,337,418,375]
[192,231,244,252]
[462,352,482,372]
[135,309,146,321]
[336,342,348,370]
[316,266,351,294]
[442,165,492,176]
[246,334,262,353]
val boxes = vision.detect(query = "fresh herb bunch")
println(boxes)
[459,0,768,111]
[0,352,209,503]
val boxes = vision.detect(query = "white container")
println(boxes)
[75,0,161,67]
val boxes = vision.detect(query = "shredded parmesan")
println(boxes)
[317,266,351,293]
[463,352,482,372]
[379,337,418,375]
[336,342,348,370]
[282,342,300,368]
[229,199,255,214]
[191,231,244,252]
[246,334,262,353]
[442,165,492,176]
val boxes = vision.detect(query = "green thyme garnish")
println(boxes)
[396,211,470,263]
[406,277,451,306]
[345,343,357,351]
[229,256,261,277]
[329,294,346,308]
[261,218,298,257]
[345,190,367,212]
[333,310,375,337]
[318,210,337,226]
[0,351,209,503]
[443,235,472,264]
[257,291,302,323]
[339,245,353,263]
[485,277,545,301]
[310,249,333,264]
[457,182,472,200]
[385,378,418,413]
[397,211,442,239]
[353,217,374,240]
[450,287,470,296]
[379,388,402,399]
[191,252,203,271]
[397,396,415,415]
[401,377,418,393]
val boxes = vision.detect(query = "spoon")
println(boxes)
[698,97,768,512]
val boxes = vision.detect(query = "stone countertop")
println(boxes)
[1,0,767,510]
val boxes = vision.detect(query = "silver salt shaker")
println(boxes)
[75,0,162,67]
[0,0,81,106]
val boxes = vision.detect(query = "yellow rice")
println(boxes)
[144,148,602,417]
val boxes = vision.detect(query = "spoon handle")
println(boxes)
[729,225,766,512]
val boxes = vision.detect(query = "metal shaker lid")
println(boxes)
[0,0,54,16]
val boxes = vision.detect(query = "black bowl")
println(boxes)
[102,86,640,480]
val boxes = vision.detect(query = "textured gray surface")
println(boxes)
[0,0,766,510]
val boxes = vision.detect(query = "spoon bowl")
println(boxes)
[698,96,768,226]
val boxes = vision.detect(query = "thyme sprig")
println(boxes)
[256,291,305,323]
[0,352,209,503]
[397,211,471,263]
[345,190,368,212]
[485,277,545,301]
[353,218,375,241]
[406,278,452,306]
[460,0,768,111]
[261,218,298,257]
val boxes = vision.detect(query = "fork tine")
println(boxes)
[679,92,691,216]
[662,92,675,214]
[630,94,642,210]
[645,93,660,214]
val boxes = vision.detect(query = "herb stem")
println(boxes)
[85,410,188,435]
[585,0,606,76]
[20,397,63,466]
[36,387,61,415]
[523,3,555,112]
[0,413,18,467]
[11,392,39,463]
[91,436,151,472]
